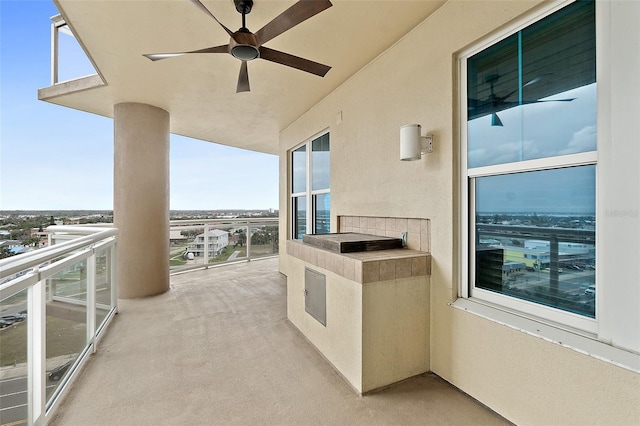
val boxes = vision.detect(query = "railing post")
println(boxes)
[204,225,210,267]
[51,20,58,85]
[550,235,559,299]
[110,243,118,308]
[47,234,55,303]
[27,269,46,426]
[87,252,96,353]
[246,223,252,261]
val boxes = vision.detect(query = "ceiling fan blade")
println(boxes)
[521,98,575,105]
[237,61,250,93]
[259,47,330,77]
[143,45,229,61]
[255,0,332,46]
[189,0,235,37]
[540,98,576,102]
[502,74,554,100]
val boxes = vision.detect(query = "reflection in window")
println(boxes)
[294,196,307,240]
[474,167,596,318]
[314,193,331,234]
[467,0,596,168]
[312,133,330,191]
[292,145,307,194]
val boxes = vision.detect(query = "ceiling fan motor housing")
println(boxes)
[234,0,253,15]
[230,30,260,61]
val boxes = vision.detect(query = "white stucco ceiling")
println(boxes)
[40,0,445,154]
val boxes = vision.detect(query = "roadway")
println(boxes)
[0,376,58,426]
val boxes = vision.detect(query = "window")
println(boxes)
[461,0,597,331]
[291,132,330,239]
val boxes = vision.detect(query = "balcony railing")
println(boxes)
[0,226,117,426]
[475,223,596,319]
[49,14,98,85]
[0,217,277,424]
[169,218,279,273]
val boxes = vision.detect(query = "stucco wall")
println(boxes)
[287,256,364,391]
[279,0,639,424]
[362,277,429,392]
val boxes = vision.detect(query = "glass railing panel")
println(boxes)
[0,287,29,425]
[170,231,195,269]
[50,259,88,302]
[250,225,279,259]
[55,22,97,83]
[169,219,278,272]
[209,226,247,264]
[46,259,87,395]
[95,248,111,332]
[0,226,117,423]
[228,228,249,261]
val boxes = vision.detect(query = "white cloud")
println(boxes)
[559,125,597,155]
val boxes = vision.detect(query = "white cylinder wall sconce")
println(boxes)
[400,124,433,161]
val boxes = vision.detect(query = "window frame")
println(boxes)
[290,130,330,239]
[458,0,598,334]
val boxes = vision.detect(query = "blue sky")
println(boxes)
[475,165,596,215]
[0,0,279,211]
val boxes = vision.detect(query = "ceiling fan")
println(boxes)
[144,0,332,93]
[468,74,575,126]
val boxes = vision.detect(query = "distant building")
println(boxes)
[524,240,593,254]
[9,246,34,255]
[187,229,229,257]
[0,240,23,250]
[487,243,594,270]
[169,230,188,244]
[0,241,35,257]
[31,228,50,239]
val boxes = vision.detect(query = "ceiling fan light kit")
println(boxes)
[143,0,333,93]
[231,46,259,61]
[229,31,260,61]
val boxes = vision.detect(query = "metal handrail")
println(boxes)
[170,217,278,227]
[476,223,595,244]
[0,227,118,280]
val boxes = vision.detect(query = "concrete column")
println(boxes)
[114,102,170,298]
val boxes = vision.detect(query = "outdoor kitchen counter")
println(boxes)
[285,239,431,283]
[285,238,431,394]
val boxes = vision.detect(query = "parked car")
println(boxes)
[49,361,73,381]
[584,285,596,296]
[0,319,13,328]
[1,314,26,323]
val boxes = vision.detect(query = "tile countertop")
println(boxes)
[286,240,431,284]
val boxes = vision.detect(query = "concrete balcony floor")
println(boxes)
[51,257,510,425]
